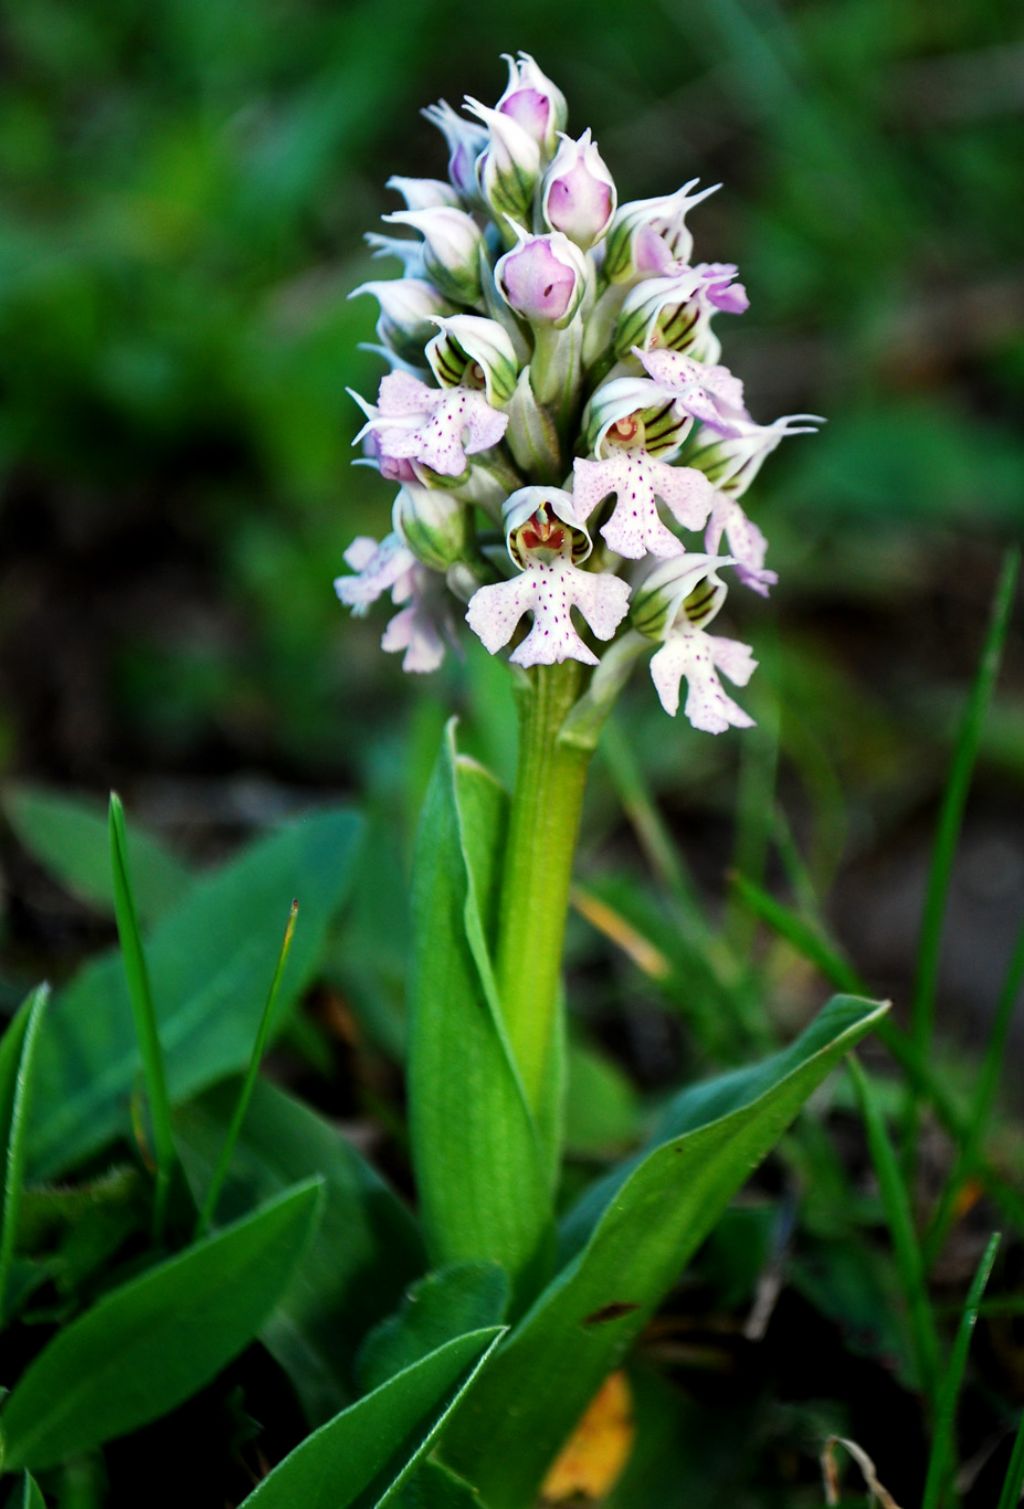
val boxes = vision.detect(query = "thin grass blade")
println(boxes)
[0,984,50,1323]
[996,1409,1024,1509]
[195,899,300,1236]
[109,792,175,1240]
[926,920,1024,1263]
[848,1056,942,1409]
[922,1231,1001,1509]
[907,549,1020,1150]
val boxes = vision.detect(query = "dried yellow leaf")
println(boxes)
[540,1371,634,1503]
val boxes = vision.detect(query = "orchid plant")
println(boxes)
[327,52,883,1506]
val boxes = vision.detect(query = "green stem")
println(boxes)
[495,661,591,1112]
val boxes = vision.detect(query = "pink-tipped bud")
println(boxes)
[541,130,617,249]
[495,228,587,328]
[495,52,567,154]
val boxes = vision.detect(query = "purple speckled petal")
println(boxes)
[335,534,415,613]
[704,494,776,596]
[650,629,756,731]
[572,454,684,560]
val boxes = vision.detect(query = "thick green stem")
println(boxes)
[495,660,591,1112]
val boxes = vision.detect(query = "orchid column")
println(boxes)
[335,51,821,1274]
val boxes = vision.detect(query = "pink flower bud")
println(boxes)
[541,130,617,249]
[495,230,587,327]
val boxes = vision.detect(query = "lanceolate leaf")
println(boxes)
[358,1262,509,1394]
[439,995,888,1508]
[26,808,363,1179]
[176,1076,424,1424]
[238,1328,504,1509]
[3,784,192,924]
[0,1180,323,1471]
[407,723,552,1299]
[0,986,50,1322]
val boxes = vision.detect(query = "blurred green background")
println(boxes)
[0,0,1021,1036]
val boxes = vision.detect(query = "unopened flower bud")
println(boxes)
[426,315,519,406]
[385,175,462,211]
[382,206,484,305]
[463,98,541,227]
[630,554,731,640]
[393,484,470,572]
[495,52,567,154]
[349,278,453,366]
[603,180,720,285]
[495,228,587,329]
[541,130,617,249]
[686,413,823,498]
[422,101,489,200]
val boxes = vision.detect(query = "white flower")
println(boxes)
[465,488,630,667]
[354,371,508,478]
[651,627,757,732]
[334,535,450,673]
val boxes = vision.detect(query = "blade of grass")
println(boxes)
[907,549,1020,1159]
[0,985,50,1323]
[926,919,1024,1264]
[731,872,1024,1230]
[996,1410,1024,1509]
[109,792,176,1242]
[194,900,300,1238]
[848,1056,942,1410]
[922,1232,1001,1509]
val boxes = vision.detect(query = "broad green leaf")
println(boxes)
[564,1037,641,1158]
[239,1328,503,1509]
[175,1076,424,1425]
[20,1473,46,1509]
[392,1461,487,1509]
[0,1180,322,1471]
[359,1263,509,1394]
[0,986,50,1322]
[27,808,363,1179]
[439,995,887,1507]
[407,723,551,1298]
[3,784,191,924]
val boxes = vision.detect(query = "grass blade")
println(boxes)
[0,984,50,1323]
[922,1232,1001,1509]
[109,792,175,1241]
[195,899,300,1237]
[996,1410,1024,1509]
[848,1056,942,1408]
[732,872,1024,1230]
[926,920,1024,1263]
[908,549,1020,1147]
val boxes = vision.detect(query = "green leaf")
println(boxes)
[997,1409,1024,1509]
[19,1472,46,1509]
[27,807,363,1180]
[848,1058,942,1404]
[359,1263,509,1394]
[3,785,191,924]
[564,1037,641,1159]
[439,995,887,1508]
[908,549,1019,1135]
[175,1076,424,1424]
[0,1180,323,1471]
[392,1461,487,1509]
[238,1328,503,1509]
[109,793,175,1239]
[407,723,551,1299]
[922,1231,1000,1509]
[0,986,50,1323]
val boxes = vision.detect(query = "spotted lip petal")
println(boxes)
[572,453,714,561]
[359,371,509,478]
[705,494,777,597]
[334,534,416,615]
[634,348,748,434]
[650,629,757,731]
[466,558,630,667]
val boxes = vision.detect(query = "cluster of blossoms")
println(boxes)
[336,54,821,733]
